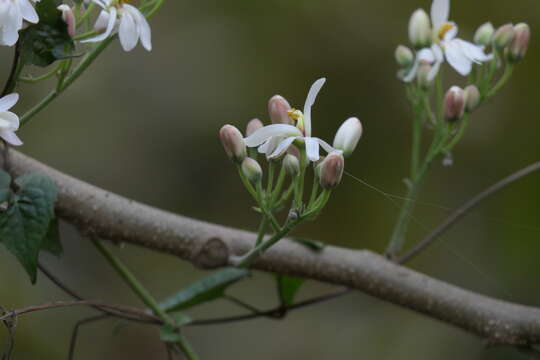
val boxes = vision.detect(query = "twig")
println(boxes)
[68,314,109,360]
[38,262,161,324]
[0,300,159,324]
[189,288,350,326]
[399,160,540,264]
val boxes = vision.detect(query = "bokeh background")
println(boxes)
[1,0,540,358]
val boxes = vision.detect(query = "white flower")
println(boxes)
[0,93,22,146]
[0,0,39,46]
[405,0,490,82]
[244,78,339,163]
[82,0,151,52]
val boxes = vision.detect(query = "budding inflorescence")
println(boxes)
[219,78,363,260]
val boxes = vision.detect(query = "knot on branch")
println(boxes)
[191,237,229,269]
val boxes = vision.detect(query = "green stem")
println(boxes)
[77,2,96,28]
[443,115,469,153]
[266,162,275,200]
[20,37,115,126]
[308,173,319,208]
[294,150,307,210]
[237,165,257,200]
[18,64,60,84]
[270,166,286,208]
[90,238,198,360]
[255,216,268,246]
[73,30,98,41]
[386,158,430,258]
[411,96,423,178]
[235,218,299,267]
[485,64,514,100]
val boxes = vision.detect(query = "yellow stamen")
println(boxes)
[438,23,455,41]
[288,109,304,132]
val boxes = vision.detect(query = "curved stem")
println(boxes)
[399,160,540,264]
[20,37,114,126]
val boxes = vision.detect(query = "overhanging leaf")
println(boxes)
[277,275,306,306]
[18,0,75,67]
[0,173,58,283]
[41,217,63,256]
[159,268,250,312]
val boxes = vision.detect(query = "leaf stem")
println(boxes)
[90,238,198,360]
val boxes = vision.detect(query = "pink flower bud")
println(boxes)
[319,152,344,189]
[245,118,263,137]
[464,85,480,112]
[493,24,515,50]
[333,117,362,158]
[241,158,262,183]
[268,95,292,124]
[57,5,76,38]
[219,125,246,163]
[444,86,465,123]
[508,23,530,63]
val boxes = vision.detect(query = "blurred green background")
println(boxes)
[1,0,540,358]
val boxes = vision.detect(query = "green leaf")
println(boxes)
[277,275,305,306]
[159,268,250,312]
[0,173,58,283]
[18,0,75,67]
[41,217,63,256]
[291,237,326,252]
[0,169,12,203]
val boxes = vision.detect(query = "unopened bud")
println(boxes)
[268,95,292,124]
[241,158,262,183]
[474,22,494,46]
[493,24,515,50]
[319,152,345,189]
[57,5,76,37]
[443,86,465,122]
[408,9,431,49]
[219,124,246,163]
[333,117,362,158]
[417,61,433,89]
[283,154,300,176]
[508,23,530,63]
[246,118,263,137]
[464,85,480,112]
[395,45,414,67]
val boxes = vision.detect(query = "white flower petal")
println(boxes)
[19,0,38,23]
[0,111,20,130]
[0,25,19,46]
[455,39,490,63]
[258,136,281,155]
[305,137,320,162]
[245,124,301,147]
[427,44,444,80]
[303,78,326,137]
[125,4,151,51]
[316,138,335,154]
[418,48,435,62]
[431,0,449,30]
[0,130,22,146]
[93,9,110,32]
[82,6,117,43]
[268,136,297,160]
[92,0,108,9]
[0,93,18,112]
[119,11,138,51]
[444,40,473,76]
[402,59,419,83]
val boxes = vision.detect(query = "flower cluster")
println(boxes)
[0,0,154,146]
[219,78,362,264]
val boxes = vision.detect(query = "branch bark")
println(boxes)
[8,150,540,346]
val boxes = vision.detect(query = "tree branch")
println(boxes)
[7,150,540,346]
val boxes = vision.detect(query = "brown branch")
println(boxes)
[399,160,540,264]
[0,300,160,324]
[7,150,540,346]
